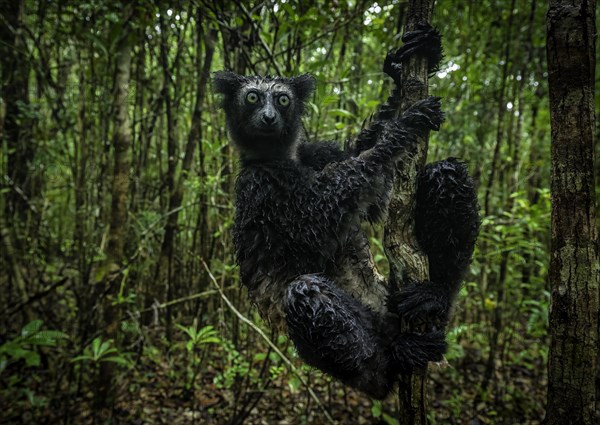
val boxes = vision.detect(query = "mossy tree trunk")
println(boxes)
[383,0,436,423]
[0,0,36,319]
[95,3,135,412]
[544,1,599,424]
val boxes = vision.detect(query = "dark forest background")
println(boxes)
[1,1,598,424]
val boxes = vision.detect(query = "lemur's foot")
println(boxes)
[401,96,445,133]
[383,21,443,81]
[389,281,453,330]
[390,330,447,373]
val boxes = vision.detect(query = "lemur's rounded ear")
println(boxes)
[212,71,244,97]
[290,74,316,102]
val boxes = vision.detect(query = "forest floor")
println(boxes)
[44,342,547,425]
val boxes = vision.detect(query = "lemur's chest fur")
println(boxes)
[233,162,344,281]
[232,161,390,327]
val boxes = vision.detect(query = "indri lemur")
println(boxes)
[213,23,479,399]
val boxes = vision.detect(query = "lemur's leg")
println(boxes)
[390,159,480,327]
[417,159,480,284]
[283,274,446,399]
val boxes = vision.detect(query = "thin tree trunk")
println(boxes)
[95,5,135,411]
[483,0,516,217]
[0,0,36,323]
[544,1,599,424]
[383,1,435,423]
[156,12,178,340]
[0,0,35,219]
[75,51,91,294]
[154,15,216,335]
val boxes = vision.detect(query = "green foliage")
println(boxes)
[174,323,223,392]
[0,321,68,414]
[445,324,470,361]
[72,337,133,367]
[372,400,399,425]
[0,321,67,374]
[213,339,250,390]
[176,323,221,352]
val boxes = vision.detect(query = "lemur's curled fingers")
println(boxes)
[383,21,444,82]
[401,96,445,133]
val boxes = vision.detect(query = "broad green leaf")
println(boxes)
[22,320,43,337]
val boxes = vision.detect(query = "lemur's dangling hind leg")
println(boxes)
[416,158,480,287]
[390,159,480,328]
[283,274,447,400]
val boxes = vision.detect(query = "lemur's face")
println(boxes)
[237,81,295,138]
[213,71,315,160]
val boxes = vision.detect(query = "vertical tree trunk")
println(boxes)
[154,15,215,336]
[545,1,599,424]
[155,12,178,339]
[483,0,516,217]
[75,51,91,293]
[0,0,35,219]
[383,1,435,423]
[95,5,135,411]
[481,1,520,393]
[0,0,36,323]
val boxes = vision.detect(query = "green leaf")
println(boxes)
[97,340,114,357]
[371,400,382,417]
[321,95,338,106]
[82,32,108,56]
[328,108,355,119]
[176,324,196,339]
[307,101,319,115]
[102,356,131,367]
[288,376,301,392]
[382,412,399,425]
[253,353,267,362]
[31,330,68,346]
[22,320,43,337]
[200,336,221,344]
[23,351,41,367]
[72,355,94,363]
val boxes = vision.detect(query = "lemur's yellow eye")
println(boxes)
[246,92,259,104]
[278,95,290,106]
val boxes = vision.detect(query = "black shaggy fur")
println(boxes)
[213,23,479,400]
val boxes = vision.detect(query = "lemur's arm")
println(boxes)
[297,141,348,171]
[298,24,442,171]
[350,22,443,155]
[314,98,443,218]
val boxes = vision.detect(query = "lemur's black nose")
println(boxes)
[262,113,276,125]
